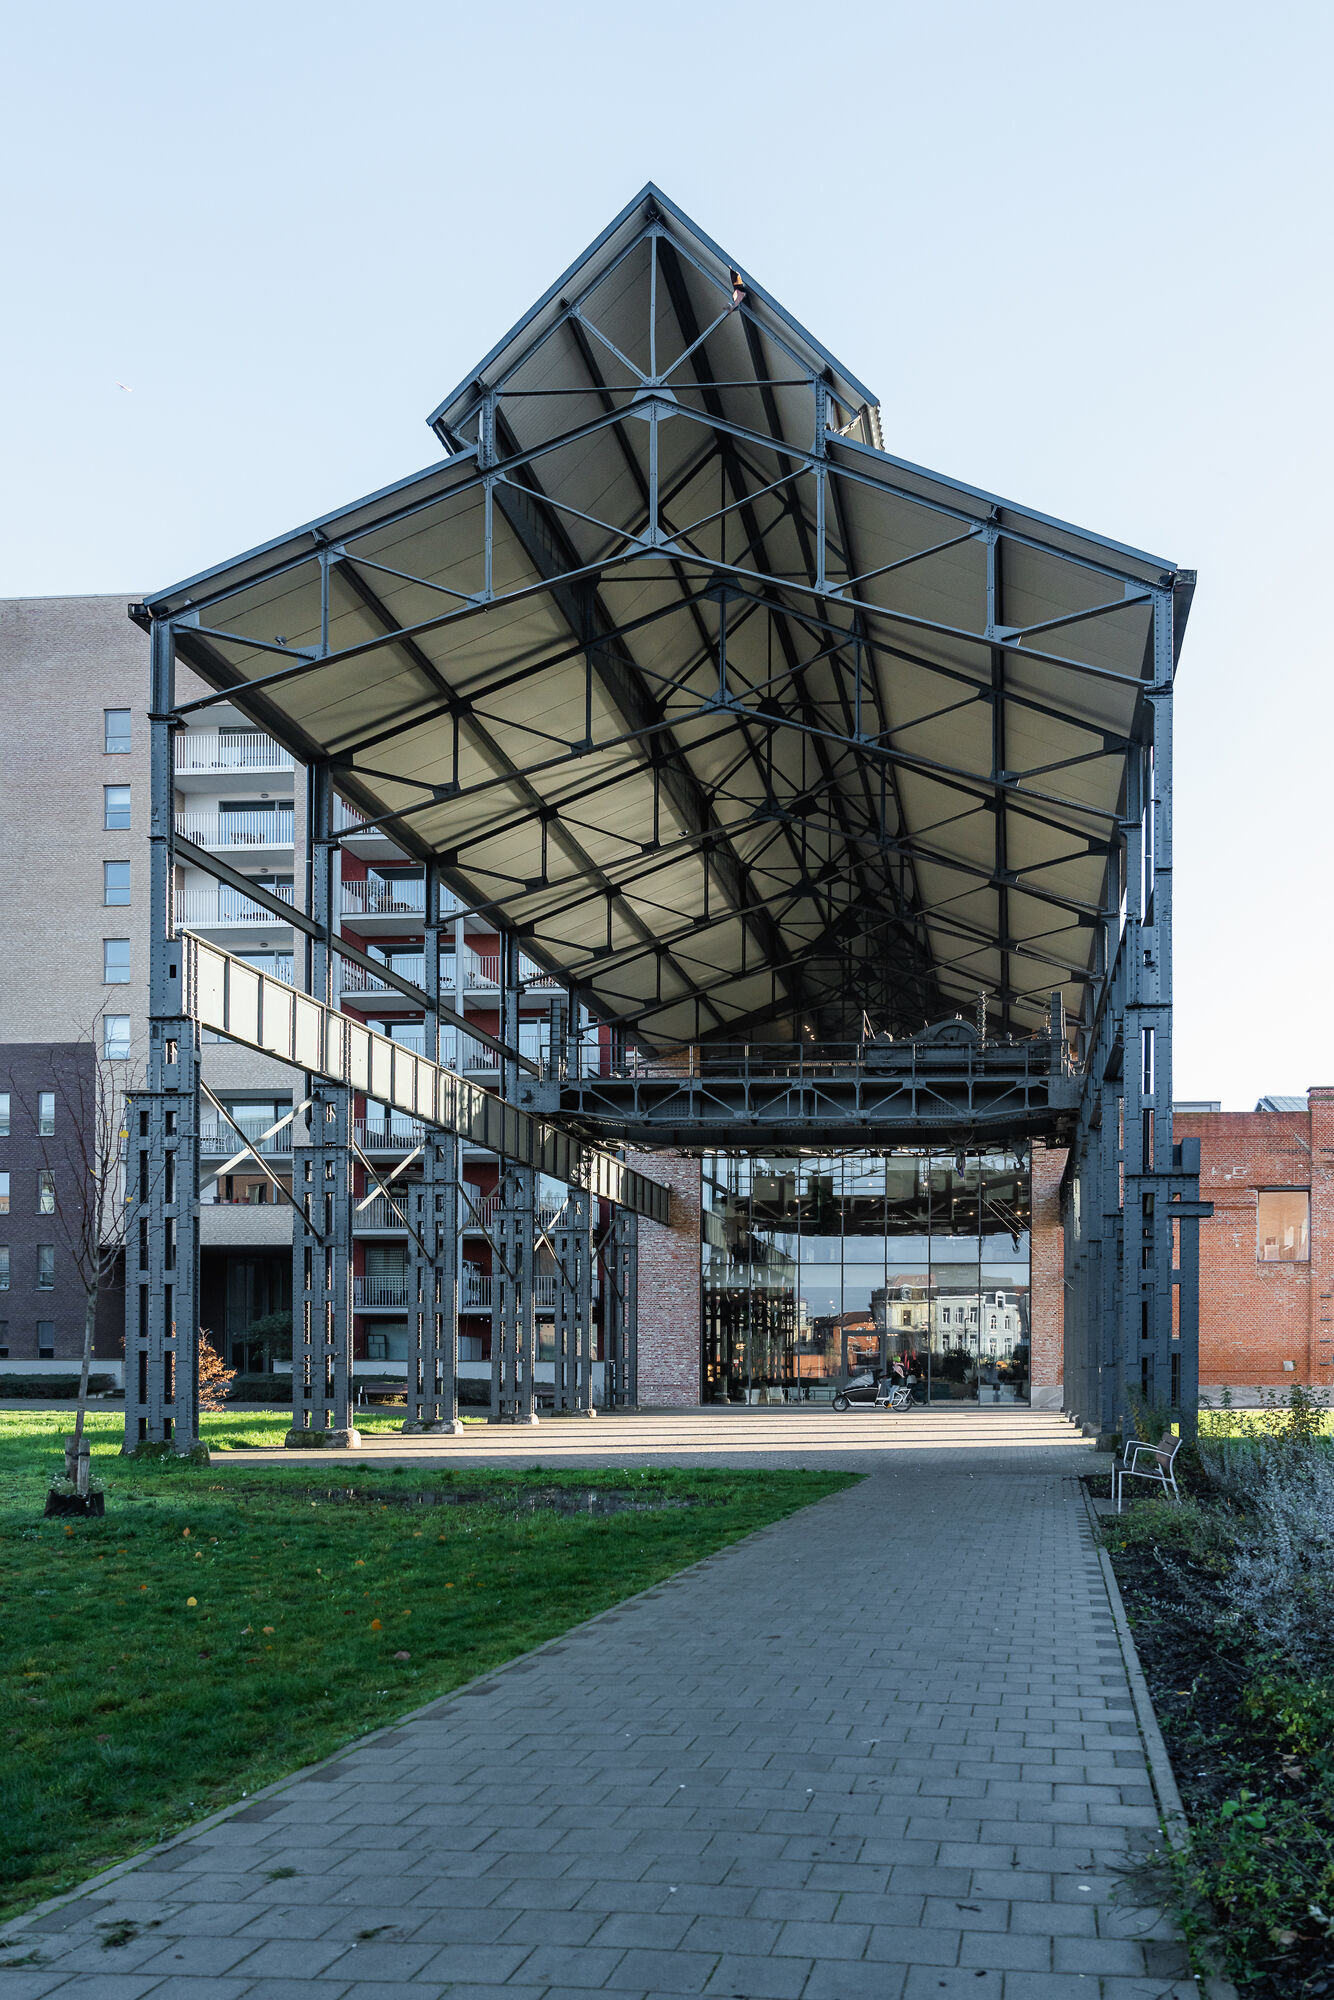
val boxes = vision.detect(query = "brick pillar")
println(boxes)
[1310,1089,1334,1386]
[1029,1145,1067,1410]
[626,1152,701,1407]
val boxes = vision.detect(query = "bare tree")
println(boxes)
[26,1021,144,1498]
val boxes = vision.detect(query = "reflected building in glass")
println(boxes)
[702,1150,1031,1404]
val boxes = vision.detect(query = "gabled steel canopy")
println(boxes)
[139,183,1193,1053]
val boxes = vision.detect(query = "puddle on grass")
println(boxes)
[293,1486,706,1516]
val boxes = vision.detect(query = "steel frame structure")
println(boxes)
[128,186,1205,1449]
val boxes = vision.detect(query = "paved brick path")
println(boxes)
[5,1415,1199,1999]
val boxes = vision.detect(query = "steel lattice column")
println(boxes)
[405,862,460,1431]
[492,1166,537,1422]
[289,762,357,1444]
[292,1088,355,1437]
[407,1135,460,1430]
[603,1207,639,1408]
[125,620,201,1454]
[552,1176,595,1413]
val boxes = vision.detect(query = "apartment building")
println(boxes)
[0,595,609,1398]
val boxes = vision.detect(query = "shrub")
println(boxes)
[1125,1390,1175,1445]
[1241,1672,1334,1765]
[1216,1452,1334,1671]
[1103,1494,1233,1566]
[227,1373,292,1406]
[0,1374,118,1400]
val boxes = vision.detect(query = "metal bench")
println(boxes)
[1113,1434,1182,1512]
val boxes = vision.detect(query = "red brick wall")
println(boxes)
[1175,1090,1334,1390]
[1030,1145,1067,1407]
[628,1152,701,1407]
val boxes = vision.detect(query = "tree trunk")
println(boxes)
[67,1285,98,1496]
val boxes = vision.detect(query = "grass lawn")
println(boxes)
[0,1410,855,1920]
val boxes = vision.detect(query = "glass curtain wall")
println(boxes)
[702,1150,1031,1405]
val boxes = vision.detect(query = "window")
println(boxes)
[0,1172,8,1214]
[36,1245,54,1290]
[103,939,131,984]
[37,1321,54,1358]
[104,860,130,905]
[0,1248,8,1290]
[104,709,131,753]
[37,1172,55,1215]
[0,1323,7,1357]
[104,784,131,829]
[0,1093,8,1137]
[103,1016,131,1061]
[1258,1190,1310,1262]
[37,1092,54,1136]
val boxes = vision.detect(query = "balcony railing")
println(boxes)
[234,953,294,984]
[338,956,425,994]
[175,809,295,848]
[200,1123,293,1157]
[354,1275,411,1308]
[175,730,294,774]
[352,1118,425,1152]
[351,1192,410,1231]
[341,878,427,919]
[176,885,296,927]
[461,1272,492,1311]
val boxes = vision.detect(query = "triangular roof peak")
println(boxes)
[427,182,882,451]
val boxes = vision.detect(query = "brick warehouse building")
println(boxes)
[1176,1090,1334,1394]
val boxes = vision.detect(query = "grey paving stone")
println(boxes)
[603,1948,719,1992]
[701,1952,811,1998]
[412,1941,535,1982]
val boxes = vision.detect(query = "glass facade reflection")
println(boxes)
[703,1150,1031,1404]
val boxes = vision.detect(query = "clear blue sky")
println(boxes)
[3,0,1330,1108]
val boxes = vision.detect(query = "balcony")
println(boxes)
[175,730,294,775]
[352,1192,410,1231]
[353,1118,425,1152]
[461,1272,492,1311]
[354,1275,411,1309]
[176,885,296,928]
[341,878,426,921]
[200,1122,293,1157]
[338,956,424,995]
[451,953,561,991]
[175,809,295,851]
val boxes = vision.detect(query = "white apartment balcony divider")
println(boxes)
[174,731,295,774]
[174,809,296,848]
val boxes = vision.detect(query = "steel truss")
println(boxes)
[130,185,1204,1445]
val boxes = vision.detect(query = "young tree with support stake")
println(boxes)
[29,1023,142,1514]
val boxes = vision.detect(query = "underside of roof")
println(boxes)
[145,184,1193,1051]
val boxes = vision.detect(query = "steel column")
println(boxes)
[125,619,200,1454]
[406,863,459,1430]
[603,1207,638,1408]
[290,763,356,1442]
[491,1167,537,1422]
[552,1175,595,1413]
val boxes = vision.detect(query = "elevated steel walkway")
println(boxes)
[540,1022,1080,1151]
